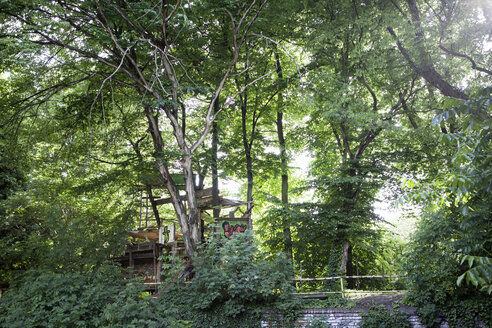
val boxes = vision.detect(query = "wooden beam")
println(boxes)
[293,274,406,281]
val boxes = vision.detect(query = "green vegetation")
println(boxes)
[0,0,491,327]
[0,266,178,328]
[305,317,332,328]
[360,306,411,328]
[0,234,299,328]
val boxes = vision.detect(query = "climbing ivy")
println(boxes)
[359,306,411,328]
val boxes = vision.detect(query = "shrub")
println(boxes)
[0,233,300,328]
[359,305,410,328]
[0,264,192,328]
[157,231,301,327]
[306,316,332,328]
[404,210,492,328]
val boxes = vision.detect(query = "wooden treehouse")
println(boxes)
[118,173,250,291]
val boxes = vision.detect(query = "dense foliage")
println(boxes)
[359,306,411,328]
[0,265,177,328]
[403,88,492,327]
[0,233,299,328]
[0,0,491,326]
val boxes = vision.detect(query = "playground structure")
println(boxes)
[118,173,249,290]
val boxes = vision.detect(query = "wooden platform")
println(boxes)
[118,241,186,291]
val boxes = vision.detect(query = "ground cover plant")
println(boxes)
[0,233,300,328]
[0,0,490,326]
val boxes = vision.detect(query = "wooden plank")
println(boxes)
[154,195,186,205]
[294,290,408,295]
[300,295,328,300]
[123,252,155,260]
[128,229,159,242]
[196,187,213,199]
[215,217,249,222]
[294,291,342,295]
[129,250,133,278]
[293,274,406,281]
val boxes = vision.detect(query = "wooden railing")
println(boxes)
[293,274,407,298]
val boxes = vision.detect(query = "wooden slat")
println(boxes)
[294,290,408,295]
[196,187,213,198]
[294,274,406,281]
[154,195,186,205]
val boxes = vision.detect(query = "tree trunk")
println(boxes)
[212,96,220,220]
[144,107,199,258]
[275,51,293,264]
[387,0,468,100]
[339,240,351,274]
[241,90,254,228]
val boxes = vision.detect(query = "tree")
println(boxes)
[298,0,416,278]
[1,0,269,258]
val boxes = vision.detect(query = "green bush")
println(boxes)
[306,316,332,328]
[359,305,410,328]
[404,211,492,328]
[0,232,300,328]
[0,265,178,328]
[158,231,301,327]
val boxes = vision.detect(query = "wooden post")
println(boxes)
[153,242,157,291]
[139,190,143,229]
[300,261,303,293]
[340,277,344,298]
[157,249,162,284]
[145,195,149,228]
[129,250,134,279]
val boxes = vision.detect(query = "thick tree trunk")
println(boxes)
[339,240,351,274]
[183,155,201,248]
[144,107,199,258]
[277,110,293,263]
[339,243,354,288]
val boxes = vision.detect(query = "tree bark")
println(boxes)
[387,0,468,100]
[212,96,220,220]
[275,51,293,264]
[241,89,254,228]
[144,107,198,258]
[339,240,351,274]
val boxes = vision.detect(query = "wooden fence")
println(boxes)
[293,274,407,298]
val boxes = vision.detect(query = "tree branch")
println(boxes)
[386,26,468,100]
[438,42,492,76]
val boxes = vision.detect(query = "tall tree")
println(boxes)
[299,0,415,277]
[1,0,268,258]
[275,51,293,263]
